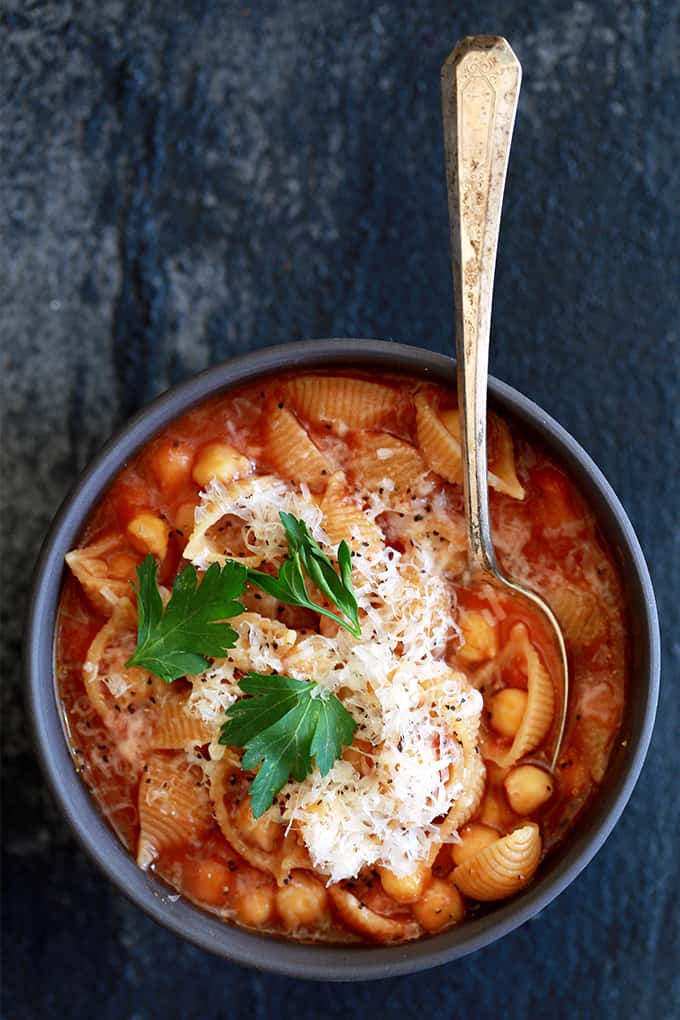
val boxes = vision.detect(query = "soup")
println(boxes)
[56,373,627,943]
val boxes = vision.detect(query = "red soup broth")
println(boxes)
[56,372,627,943]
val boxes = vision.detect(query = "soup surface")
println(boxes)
[56,372,627,943]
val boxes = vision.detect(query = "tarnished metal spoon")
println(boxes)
[441,36,568,770]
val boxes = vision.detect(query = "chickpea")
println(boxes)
[412,878,465,933]
[451,823,499,867]
[488,688,528,738]
[378,862,431,904]
[276,872,328,931]
[126,512,170,560]
[235,798,282,853]
[192,442,251,488]
[504,765,554,815]
[149,439,193,492]
[233,878,275,927]
[458,611,497,664]
[182,858,230,907]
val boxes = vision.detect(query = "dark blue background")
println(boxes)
[3,2,678,1017]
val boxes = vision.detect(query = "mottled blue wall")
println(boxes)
[3,1,678,1017]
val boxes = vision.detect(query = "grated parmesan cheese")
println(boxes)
[102,671,134,700]
[186,475,484,885]
[186,660,240,724]
[185,475,328,570]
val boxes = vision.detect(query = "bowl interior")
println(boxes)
[26,339,659,981]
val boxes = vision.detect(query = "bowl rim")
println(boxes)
[25,338,660,981]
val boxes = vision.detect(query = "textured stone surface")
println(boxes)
[2,1,678,1016]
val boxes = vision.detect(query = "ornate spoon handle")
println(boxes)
[441,36,521,576]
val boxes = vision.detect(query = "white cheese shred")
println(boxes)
[186,475,482,884]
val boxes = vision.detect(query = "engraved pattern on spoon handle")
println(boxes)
[441,37,521,575]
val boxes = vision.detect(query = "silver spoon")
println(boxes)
[441,36,568,771]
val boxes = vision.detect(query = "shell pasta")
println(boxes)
[56,371,627,944]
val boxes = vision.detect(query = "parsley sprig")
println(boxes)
[246,513,361,638]
[123,516,361,816]
[219,671,357,816]
[125,557,246,682]
[126,515,361,683]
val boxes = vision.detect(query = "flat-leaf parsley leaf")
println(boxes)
[125,556,247,682]
[246,513,361,638]
[219,671,357,817]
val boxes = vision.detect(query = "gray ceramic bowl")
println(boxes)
[26,339,659,981]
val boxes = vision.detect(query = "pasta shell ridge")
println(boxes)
[321,471,384,554]
[430,748,487,864]
[152,696,216,750]
[546,584,607,647]
[351,431,429,494]
[488,626,555,768]
[265,404,332,491]
[487,414,526,500]
[225,612,298,673]
[415,395,525,500]
[415,393,463,485]
[137,752,212,869]
[184,475,287,570]
[82,598,147,721]
[327,885,419,943]
[285,376,399,429]
[451,822,542,901]
[66,536,132,615]
[210,759,308,884]
[445,748,487,835]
